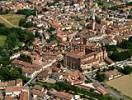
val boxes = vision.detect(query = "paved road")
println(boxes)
[24,59,57,86]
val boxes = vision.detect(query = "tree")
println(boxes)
[10,28,34,43]
[47,27,56,33]
[118,40,132,49]
[0,65,23,81]
[0,66,10,81]
[105,45,118,56]
[10,68,21,80]
[105,45,117,52]
[95,16,101,24]
[19,54,32,63]
[46,34,56,43]
[126,2,132,6]
[0,23,5,27]
[128,36,132,43]
[120,66,132,75]
[38,81,114,99]
[19,18,33,28]
[55,81,70,91]
[110,50,132,61]
[85,79,92,83]
[127,15,132,19]
[96,73,106,82]
[106,37,132,61]
[16,9,36,17]
[6,32,20,50]
[109,5,119,11]
[0,47,10,65]
[74,16,81,21]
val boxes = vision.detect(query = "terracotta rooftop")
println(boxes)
[19,91,28,100]
[93,82,108,95]
[49,91,73,100]
[65,50,85,59]
[5,86,27,93]
[12,59,41,74]
[37,68,51,79]
[4,96,14,100]
[67,71,84,85]
[12,59,41,68]
[0,79,23,88]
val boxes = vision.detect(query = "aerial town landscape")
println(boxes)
[0,0,132,100]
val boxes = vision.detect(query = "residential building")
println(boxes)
[104,69,122,80]
[66,71,84,85]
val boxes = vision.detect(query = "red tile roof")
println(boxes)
[5,86,27,93]
[19,91,28,100]
[4,96,14,100]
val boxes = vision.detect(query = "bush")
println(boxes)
[19,18,33,28]
[0,65,22,81]
[19,54,32,63]
[109,6,119,11]
[106,37,132,61]
[126,2,132,6]
[16,9,36,17]
[110,50,132,61]
[85,79,92,83]
[117,40,132,49]
[0,25,34,63]
[95,73,106,82]
[119,66,132,75]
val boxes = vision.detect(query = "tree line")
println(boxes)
[106,37,132,61]
[0,23,33,82]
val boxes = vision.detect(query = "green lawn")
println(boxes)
[0,35,7,46]
[0,14,25,27]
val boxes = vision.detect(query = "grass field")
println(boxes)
[106,74,132,98]
[0,14,25,27]
[0,35,7,46]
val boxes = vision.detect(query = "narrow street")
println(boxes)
[24,59,57,86]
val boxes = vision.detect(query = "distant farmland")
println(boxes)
[0,14,25,27]
[106,74,132,98]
